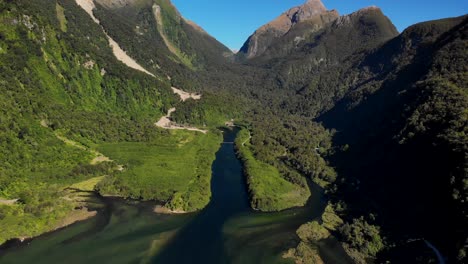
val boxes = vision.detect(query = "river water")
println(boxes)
[0,128,327,264]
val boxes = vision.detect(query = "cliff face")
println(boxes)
[238,0,337,58]
[238,1,399,62]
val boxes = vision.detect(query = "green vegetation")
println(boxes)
[230,114,336,213]
[248,114,336,186]
[297,221,330,242]
[286,213,382,264]
[235,129,309,211]
[153,0,196,69]
[321,204,344,231]
[0,0,466,262]
[70,176,106,192]
[317,16,468,262]
[284,203,347,264]
[339,217,384,259]
[0,0,216,243]
[283,242,323,264]
[171,92,246,127]
[96,130,222,211]
[248,12,467,263]
[55,3,67,32]
[93,0,232,90]
[0,185,72,245]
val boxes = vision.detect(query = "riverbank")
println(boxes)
[54,207,97,231]
[95,129,222,212]
[153,205,188,214]
[234,128,310,211]
[0,189,99,248]
[0,128,332,264]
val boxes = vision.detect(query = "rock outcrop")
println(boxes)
[239,0,338,58]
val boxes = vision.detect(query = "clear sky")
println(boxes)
[171,0,468,50]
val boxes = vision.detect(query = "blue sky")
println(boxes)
[172,0,468,50]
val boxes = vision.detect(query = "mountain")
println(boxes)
[235,5,467,261]
[0,0,236,245]
[317,15,468,263]
[0,0,466,263]
[91,0,233,88]
[238,1,397,62]
[269,6,397,95]
[233,2,399,119]
[233,1,466,262]
[238,0,337,58]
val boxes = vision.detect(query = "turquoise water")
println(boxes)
[0,128,327,264]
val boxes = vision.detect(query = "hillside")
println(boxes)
[0,0,225,244]
[318,15,468,263]
[232,1,466,262]
[240,9,467,263]
[238,0,333,59]
[0,0,466,263]
[92,0,233,88]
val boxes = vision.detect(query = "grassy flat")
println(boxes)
[69,176,106,192]
[96,130,222,211]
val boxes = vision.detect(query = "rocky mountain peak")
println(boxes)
[239,0,336,58]
[295,0,327,21]
[280,0,327,26]
[272,0,328,31]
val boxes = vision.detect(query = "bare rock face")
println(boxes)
[239,0,337,58]
[295,0,327,22]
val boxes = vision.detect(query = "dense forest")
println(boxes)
[0,0,215,243]
[0,0,466,263]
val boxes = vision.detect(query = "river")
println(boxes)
[0,128,327,264]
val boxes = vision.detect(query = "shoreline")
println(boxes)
[153,205,189,215]
[0,194,189,250]
[0,207,97,252]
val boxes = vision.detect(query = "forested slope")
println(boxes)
[317,16,468,263]
[93,0,232,90]
[0,0,221,243]
[233,1,467,261]
[0,0,466,262]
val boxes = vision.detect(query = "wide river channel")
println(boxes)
[0,128,337,264]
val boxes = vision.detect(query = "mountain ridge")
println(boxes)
[238,0,336,58]
[237,1,398,60]
[0,0,466,263]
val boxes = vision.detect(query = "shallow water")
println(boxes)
[0,128,327,264]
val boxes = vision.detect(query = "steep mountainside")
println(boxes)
[231,5,399,121]
[232,1,466,262]
[0,0,466,263]
[0,0,227,244]
[318,15,468,263]
[133,2,466,261]
[238,0,336,59]
[92,0,232,88]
